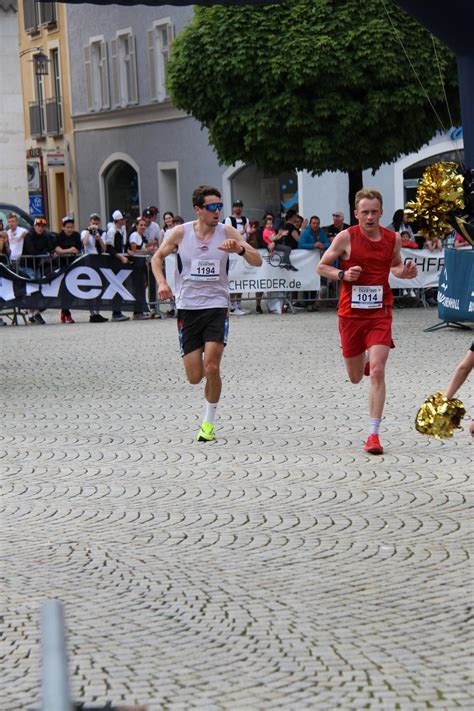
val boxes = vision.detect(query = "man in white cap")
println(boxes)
[225,199,249,315]
[105,210,130,321]
[324,211,350,243]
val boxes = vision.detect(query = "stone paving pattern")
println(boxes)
[1,308,473,710]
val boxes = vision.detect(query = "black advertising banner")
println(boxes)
[41,0,280,5]
[0,255,149,313]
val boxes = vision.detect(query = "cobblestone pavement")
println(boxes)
[1,307,472,710]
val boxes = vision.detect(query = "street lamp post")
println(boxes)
[19,46,50,75]
[20,47,51,222]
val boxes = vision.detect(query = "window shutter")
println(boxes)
[100,40,110,109]
[23,0,36,33]
[147,29,157,102]
[110,39,120,108]
[128,33,138,104]
[83,45,93,111]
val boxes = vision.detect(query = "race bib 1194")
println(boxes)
[190,259,220,281]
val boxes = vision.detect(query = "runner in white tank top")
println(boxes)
[152,185,262,443]
[174,221,230,310]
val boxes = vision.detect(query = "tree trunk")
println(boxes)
[348,169,363,224]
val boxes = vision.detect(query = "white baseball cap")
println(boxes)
[112,210,124,221]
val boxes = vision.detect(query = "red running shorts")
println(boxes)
[338,315,395,359]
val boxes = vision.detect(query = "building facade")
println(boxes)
[66,4,464,230]
[17,0,77,231]
[67,4,332,226]
[0,0,28,209]
[68,3,220,226]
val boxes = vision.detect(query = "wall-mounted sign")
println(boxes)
[26,147,42,158]
[27,161,41,191]
[29,193,44,217]
[47,153,65,166]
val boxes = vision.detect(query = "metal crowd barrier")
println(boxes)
[1,252,429,324]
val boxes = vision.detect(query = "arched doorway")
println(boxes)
[103,160,140,225]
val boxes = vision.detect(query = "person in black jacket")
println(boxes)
[54,216,82,323]
[21,217,55,325]
[22,218,53,258]
[55,217,82,258]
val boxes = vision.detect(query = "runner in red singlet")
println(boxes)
[317,189,417,454]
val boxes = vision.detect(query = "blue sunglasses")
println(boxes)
[203,202,223,212]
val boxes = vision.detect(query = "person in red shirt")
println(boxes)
[317,188,417,454]
[400,230,419,249]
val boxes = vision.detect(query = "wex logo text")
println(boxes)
[0,266,135,301]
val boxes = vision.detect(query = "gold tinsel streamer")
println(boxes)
[406,162,464,239]
[415,391,466,439]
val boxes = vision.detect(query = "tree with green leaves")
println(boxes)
[167,0,460,208]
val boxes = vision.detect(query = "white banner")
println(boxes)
[389,248,444,289]
[165,248,444,296]
[166,249,321,294]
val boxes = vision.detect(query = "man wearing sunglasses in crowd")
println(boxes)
[152,185,262,443]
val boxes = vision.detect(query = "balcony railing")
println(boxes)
[46,97,63,136]
[29,101,45,138]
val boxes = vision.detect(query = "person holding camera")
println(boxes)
[81,213,108,323]
[82,213,105,255]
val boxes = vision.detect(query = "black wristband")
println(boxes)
[238,246,246,256]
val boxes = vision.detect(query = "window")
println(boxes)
[110,31,138,108]
[40,2,56,26]
[158,163,179,215]
[46,48,63,135]
[84,38,110,112]
[23,0,56,33]
[23,0,40,33]
[148,20,173,102]
[30,71,46,137]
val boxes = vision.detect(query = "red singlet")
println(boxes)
[338,225,396,319]
[338,225,396,358]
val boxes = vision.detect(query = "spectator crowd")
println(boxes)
[0,199,467,326]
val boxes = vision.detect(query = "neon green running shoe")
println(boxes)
[196,421,216,442]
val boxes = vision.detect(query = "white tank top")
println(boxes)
[175,221,230,309]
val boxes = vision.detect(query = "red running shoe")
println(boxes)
[65,315,75,324]
[364,433,384,454]
[60,310,66,323]
[364,361,370,376]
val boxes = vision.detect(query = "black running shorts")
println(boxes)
[177,308,229,357]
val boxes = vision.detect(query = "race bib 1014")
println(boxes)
[351,284,383,309]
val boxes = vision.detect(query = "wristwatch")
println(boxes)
[337,270,344,280]
[238,245,246,256]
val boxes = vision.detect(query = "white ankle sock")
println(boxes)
[204,401,218,425]
[369,418,381,435]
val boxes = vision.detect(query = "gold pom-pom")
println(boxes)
[406,162,465,238]
[415,391,466,439]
